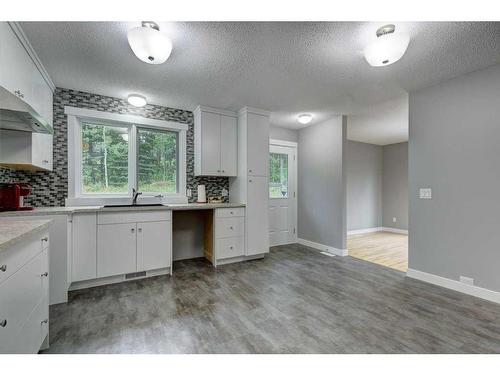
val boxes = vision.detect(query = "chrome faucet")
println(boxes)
[132,188,142,205]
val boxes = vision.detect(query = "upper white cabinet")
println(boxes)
[0,129,53,171]
[0,22,54,130]
[246,113,269,177]
[194,106,237,177]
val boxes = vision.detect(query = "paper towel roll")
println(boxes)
[197,185,206,203]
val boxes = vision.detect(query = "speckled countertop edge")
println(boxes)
[0,203,246,217]
[0,220,52,252]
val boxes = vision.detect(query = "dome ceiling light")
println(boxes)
[127,94,147,107]
[127,21,173,65]
[364,24,410,67]
[297,114,313,125]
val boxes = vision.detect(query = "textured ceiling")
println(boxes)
[20,21,500,137]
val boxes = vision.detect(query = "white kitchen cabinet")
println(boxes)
[229,107,270,257]
[136,220,172,272]
[0,229,49,353]
[246,176,269,256]
[213,207,245,262]
[72,213,97,282]
[0,129,53,171]
[246,113,269,177]
[0,22,54,129]
[97,223,137,278]
[194,106,238,177]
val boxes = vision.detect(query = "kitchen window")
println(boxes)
[65,107,188,205]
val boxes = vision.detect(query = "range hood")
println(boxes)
[0,86,53,134]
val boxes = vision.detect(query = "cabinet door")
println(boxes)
[72,213,97,282]
[97,223,136,278]
[0,23,32,104]
[220,115,237,176]
[200,111,221,175]
[246,176,269,256]
[31,133,53,171]
[136,221,172,272]
[247,113,269,176]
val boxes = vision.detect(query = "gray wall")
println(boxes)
[269,125,299,142]
[409,63,500,292]
[346,141,383,231]
[298,116,346,250]
[382,142,408,230]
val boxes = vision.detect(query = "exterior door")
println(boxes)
[269,143,296,246]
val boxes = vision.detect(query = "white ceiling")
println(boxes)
[20,21,500,138]
[348,94,408,145]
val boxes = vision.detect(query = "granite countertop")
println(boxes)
[0,220,52,252]
[0,203,245,216]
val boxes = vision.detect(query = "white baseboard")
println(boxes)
[406,268,500,304]
[297,238,348,256]
[347,227,384,235]
[382,227,408,235]
[215,253,265,266]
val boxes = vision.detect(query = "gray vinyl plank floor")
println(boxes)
[43,244,500,353]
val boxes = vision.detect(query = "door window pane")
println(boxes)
[269,152,288,198]
[81,123,129,193]
[137,127,178,193]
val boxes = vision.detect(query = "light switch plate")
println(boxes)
[186,189,192,197]
[392,217,397,223]
[419,188,432,199]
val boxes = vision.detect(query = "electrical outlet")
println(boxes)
[392,217,397,223]
[460,276,474,286]
[186,189,192,197]
[419,188,432,199]
[221,188,228,197]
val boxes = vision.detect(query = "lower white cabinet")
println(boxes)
[72,213,97,282]
[136,221,172,272]
[0,229,49,354]
[97,223,137,278]
[214,208,245,261]
[246,176,269,256]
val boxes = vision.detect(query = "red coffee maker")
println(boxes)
[0,183,34,211]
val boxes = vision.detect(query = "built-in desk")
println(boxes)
[169,203,248,266]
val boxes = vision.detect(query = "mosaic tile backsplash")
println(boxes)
[0,87,229,207]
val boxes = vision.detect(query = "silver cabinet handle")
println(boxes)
[131,228,135,233]
[249,169,253,173]
[41,237,48,242]
[0,319,6,327]
[230,226,234,230]
[230,211,233,215]
[217,170,221,173]
[222,170,225,173]
[0,264,6,272]
[249,179,253,182]
[138,228,142,232]
[41,272,48,277]
[41,319,48,325]
[229,246,233,250]
[42,160,49,164]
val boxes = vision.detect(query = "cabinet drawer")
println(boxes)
[0,250,44,351]
[97,210,171,225]
[0,230,46,286]
[215,217,244,239]
[215,236,244,260]
[215,207,245,218]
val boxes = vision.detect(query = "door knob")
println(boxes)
[41,237,48,242]
[41,319,48,325]
[0,319,7,327]
[0,264,6,272]
[41,272,48,277]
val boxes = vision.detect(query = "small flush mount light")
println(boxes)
[364,24,410,67]
[127,94,147,107]
[127,21,173,65]
[297,114,313,125]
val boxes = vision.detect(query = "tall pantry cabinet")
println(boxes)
[229,107,270,257]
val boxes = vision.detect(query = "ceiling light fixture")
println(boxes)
[297,114,313,125]
[364,24,410,67]
[127,21,173,65]
[127,94,147,107]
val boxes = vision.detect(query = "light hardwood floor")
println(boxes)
[348,231,408,272]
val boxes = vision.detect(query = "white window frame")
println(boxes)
[65,106,188,206]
